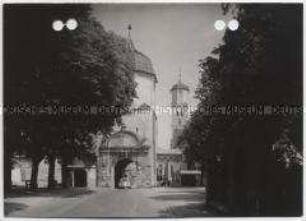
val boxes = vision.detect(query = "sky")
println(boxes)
[92,4,233,149]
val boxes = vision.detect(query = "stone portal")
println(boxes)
[97,130,154,188]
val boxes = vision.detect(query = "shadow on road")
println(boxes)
[150,188,206,202]
[156,186,206,193]
[152,188,214,217]
[159,202,214,217]
[151,193,204,202]
[6,188,94,199]
[4,202,28,215]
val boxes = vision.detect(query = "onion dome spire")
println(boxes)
[127,24,134,50]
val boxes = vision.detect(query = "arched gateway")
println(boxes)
[114,158,132,188]
[97,130,155,188]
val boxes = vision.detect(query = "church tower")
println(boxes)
[170,70,189,149]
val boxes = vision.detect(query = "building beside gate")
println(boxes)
[156,148,183,186]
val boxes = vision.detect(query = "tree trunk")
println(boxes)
[61,156,68,188]
[205,158,214,203]
[30,156,42,189]
[4,150,12,197]
[4,119,13,197]
[200,163,205,186]
[48,155,56,189]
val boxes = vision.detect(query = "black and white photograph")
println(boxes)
[3,2,303,218]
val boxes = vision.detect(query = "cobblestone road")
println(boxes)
[5,187,212,218]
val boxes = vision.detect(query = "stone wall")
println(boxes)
[97,149,154,188]
[12,156,62,188]
[87,167,97,189]
[133,72,156,108]
[11,157,32,186]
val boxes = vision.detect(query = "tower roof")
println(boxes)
[170,69,189,91]
[170,81,190,91]
[134,49,156,81]
[127,24,157,82]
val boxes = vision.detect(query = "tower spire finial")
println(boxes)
[179,67,182,83]
[126,24,134,50]
[128,24,132,39]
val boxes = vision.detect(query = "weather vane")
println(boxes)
[128,24,132,38]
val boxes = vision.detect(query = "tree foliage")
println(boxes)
[180,4,302,215]
[4,4,137,190]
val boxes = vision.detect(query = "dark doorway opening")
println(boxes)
[181,174,196,186]
[74,169,87,187]
[114,158,133,188]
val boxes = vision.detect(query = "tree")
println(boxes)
[180,3,302,215]
[4,4,136,191]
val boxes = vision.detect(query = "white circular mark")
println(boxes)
[214,20,226,31]
[228,19,239,31]
[66,18,78,31]
[52,20,64,31]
